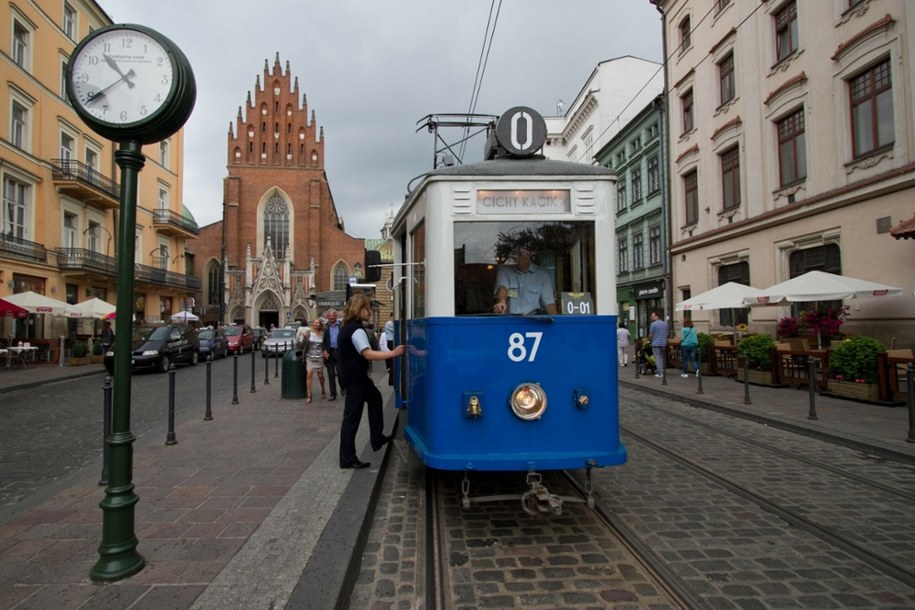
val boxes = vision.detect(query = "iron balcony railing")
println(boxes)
[0,233,48,262]
[135,263,201,290]
[55,248,116,275]
[51,158,120,199]
[153,208,199,235]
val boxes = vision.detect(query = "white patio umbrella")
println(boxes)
[743,271,903,348]
[2,291,71,315]
[63,297,116,319]
[675,282,766,311]
[171,310,199,322]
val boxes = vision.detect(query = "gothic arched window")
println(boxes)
[264,194,289,257]
[333,262,349,291]
[207,260,221,305]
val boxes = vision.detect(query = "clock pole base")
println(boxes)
[90,548,145,582]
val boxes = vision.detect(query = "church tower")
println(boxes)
[208,54,364,328]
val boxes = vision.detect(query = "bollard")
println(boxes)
[741,352,751,405]
[264,348,270,385]
[99,375,113,485]
[250,346,256,393]
[232,353,240,405]
[906,363,914,443]
[59,335,66,367]
[274,342,281,378]
[807,356,818,420]
[166,365,177,445]
[635,354,640,379]
[204,354,213,421]
[696,367,704,395]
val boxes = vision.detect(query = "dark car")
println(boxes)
[224,324,254,354]
[104,323,199,374]
[197,327,228,360]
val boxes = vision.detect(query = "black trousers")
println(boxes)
[325,348,340,396]
[339,374,384,467]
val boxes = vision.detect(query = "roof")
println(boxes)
[890,213,915,240]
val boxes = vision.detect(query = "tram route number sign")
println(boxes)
[561,292,593,315]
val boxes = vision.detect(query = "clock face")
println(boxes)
[68,27,175,127]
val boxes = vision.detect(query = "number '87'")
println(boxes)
[507,332,543,362]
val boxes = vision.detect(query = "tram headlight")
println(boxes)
[509,382,548,420]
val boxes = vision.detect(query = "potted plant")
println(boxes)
[826,335,884,401]
[69,340,90,366]
[90,341,104,363]
[697,332,717,375]
[736,334,778,385]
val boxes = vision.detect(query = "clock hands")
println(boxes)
[103,54,136,88]
[85,68,137,105]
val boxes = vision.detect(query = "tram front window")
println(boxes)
[454,221,595,315]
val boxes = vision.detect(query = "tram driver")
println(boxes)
[492,245,558,315]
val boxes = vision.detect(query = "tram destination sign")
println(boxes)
[476,189,571,214]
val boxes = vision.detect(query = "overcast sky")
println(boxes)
[109,1,663,239]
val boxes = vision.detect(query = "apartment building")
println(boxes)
[1,0,198,342]
[654,0,915,347]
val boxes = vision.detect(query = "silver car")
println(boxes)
[261,328,298,357]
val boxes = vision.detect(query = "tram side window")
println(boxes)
[453,221,595,315]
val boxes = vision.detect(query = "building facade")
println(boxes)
[655,0,915,347]
[1,0,198,343]
[192,55,365,328]
[595,96,669,341]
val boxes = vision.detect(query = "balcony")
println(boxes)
[153,208,199,238]
[0,233,47,263]
[135,263,201,291]
[56,248,117,280]
[51,159,120,210]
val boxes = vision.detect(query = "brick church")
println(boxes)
[193,54,365,329]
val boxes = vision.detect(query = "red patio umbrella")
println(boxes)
[0,297,29,318]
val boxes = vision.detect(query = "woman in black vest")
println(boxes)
[338,293,404,469]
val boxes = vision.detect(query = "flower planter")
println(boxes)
[68,356,90,366]
[737,369,782,386]
[825,379,880,402]
[90,355,104,364]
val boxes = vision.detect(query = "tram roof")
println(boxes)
[425,157,616,179]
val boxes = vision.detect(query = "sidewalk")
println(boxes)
[0,362,394,610]
[1,362,913,610]
[619,366,915,465]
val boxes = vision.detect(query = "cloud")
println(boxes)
[109,0,662,238]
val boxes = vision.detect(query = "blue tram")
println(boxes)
[390,107,626,509]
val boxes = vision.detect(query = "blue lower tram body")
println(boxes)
[396,315,627,472]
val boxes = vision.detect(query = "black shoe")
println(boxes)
[329,395,337,401]
[372,435,393,452]
[341,459,370,469]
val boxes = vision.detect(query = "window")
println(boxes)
[207,261,221,306]
[11,102,28,150]
[263,194,289,257]
[617,179,627,212]
[719,53,735,105]
[157,186,169,212]
[159,140,169,168]
[333,263,349,291]
[717,263,750,326]
[12,21,30,69]
[683,171,698,225]
[63,3,76,39]
[775,1,798,63]
[681,89,694,134]
[679,16,691,52]
[85,147,98,172]
[777,108,806,186]
[647,155,660,193]
[721,147,741,211]
[156,245,168,270]
[849,59,894,159]
[649,226,661,266]
[632,232,644,269]
[63,212,77,248]
[789,244,842,315]
[60,132,75,160]
[618,237,629,273]
[87,221,100,252]
[631,168,642,202]
[3,176,30,239]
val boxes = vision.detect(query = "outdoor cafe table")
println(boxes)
[5,345,38,368]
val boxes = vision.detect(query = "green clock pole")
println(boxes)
[90,140,146,581]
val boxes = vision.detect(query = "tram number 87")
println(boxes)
[508,332,543,362]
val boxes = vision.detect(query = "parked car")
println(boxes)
[197,327,228,360]
[251,326,268,351]
[224,324,254,354]
[262,328,298,357]
[104,323,199,374]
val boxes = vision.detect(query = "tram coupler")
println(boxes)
[521,472,563,516]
